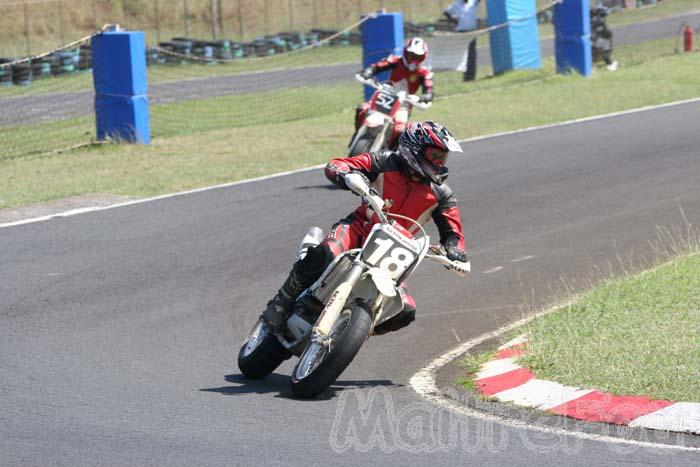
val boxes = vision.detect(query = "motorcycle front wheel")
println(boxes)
[237,319,291,379]
[349,135,372,157]
[290,301,372,398]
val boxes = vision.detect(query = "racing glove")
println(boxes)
[444,240,468,263]
[360,67,374,80]
[343,172,371,197]
[419,92,433,104]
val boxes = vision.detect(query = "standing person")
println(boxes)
[444,0,480,81]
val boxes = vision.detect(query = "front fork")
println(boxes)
[313,263,365,339]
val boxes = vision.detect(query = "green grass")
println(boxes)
[1,36,699,209]
[519,252,700,402]
[457,350,497,393]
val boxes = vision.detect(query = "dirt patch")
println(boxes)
[0,194,137,225]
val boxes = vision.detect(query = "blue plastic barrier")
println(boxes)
[91,30,150,144]
[360,13,404,100]
[487,0,541,75]
[554,0,592,76]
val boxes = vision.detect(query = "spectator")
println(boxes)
[444,0,480,81]
[590,6,618,71]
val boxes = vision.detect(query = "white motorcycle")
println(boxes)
[237,174,469,398]
[348,74,432,156]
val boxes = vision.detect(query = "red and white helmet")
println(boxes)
[402,37,428,71]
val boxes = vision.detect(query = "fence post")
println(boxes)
[23,4,31,56]
[217,0,225,37]
[92,30,150,144]
[288,0,294,29]
[59,1,65,45]
[238,0,244,40]
[183,0,189,37]
[154,0,161,44]
[210,0,217,40]
[92,0,98,30]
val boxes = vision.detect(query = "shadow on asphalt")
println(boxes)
[200,373,402,400]
[294,184,342,191]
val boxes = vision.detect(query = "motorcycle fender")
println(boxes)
[364,267,396,297]
[365,111,386,128]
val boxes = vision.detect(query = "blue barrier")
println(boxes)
[360,13,404,100]
[554,0,592,76]
[487,0,541,74]
[92,30,150,144]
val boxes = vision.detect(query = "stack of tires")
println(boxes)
[11,61,32,85]
[0,59,13,86]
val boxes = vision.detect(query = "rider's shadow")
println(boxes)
[200,373,402,400]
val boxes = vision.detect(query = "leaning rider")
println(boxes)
[355,37,435,150]
[263,121,468,335]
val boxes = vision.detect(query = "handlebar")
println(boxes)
[354,74,432,111]
[426,245,471,276]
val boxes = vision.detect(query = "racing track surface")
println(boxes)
[2,11,699,127]
[2,101,700,465]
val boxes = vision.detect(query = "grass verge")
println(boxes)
[1,36,699,209]
[519,251,700,403]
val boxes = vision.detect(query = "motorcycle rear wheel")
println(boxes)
[238,319,291,379]
[290,301,372,398]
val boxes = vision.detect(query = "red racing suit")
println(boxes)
[356,56,435,148]
[297,150,466,332]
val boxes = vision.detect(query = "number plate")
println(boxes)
[374,91,397,115]
[361,225,420,279]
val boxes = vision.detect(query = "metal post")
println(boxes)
[59,1,65,45]
[217,0,225,37]
[23,3,31,56]
[335,0,341,26]
[122,0,129,29]
[288,0,294,29]
[92,0,98,30]
[312,0,318,28]
[183,0,189,37]
[264,0,269,35]
[237,0,244,40]
[154,0,161,43]
[357,0,363,16]
[210,0,217,40]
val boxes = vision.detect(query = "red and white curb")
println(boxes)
[475,335,700,435]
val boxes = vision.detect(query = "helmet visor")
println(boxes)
[405,51,425,64]
[424,147,449,167]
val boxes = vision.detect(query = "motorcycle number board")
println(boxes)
[362,225,420,280]
[374,91,397,115]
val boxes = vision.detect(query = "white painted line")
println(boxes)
[456,97,700,146]
[494,379,595,410]
[629,402,700,435]
[498,335,528,350]
[510,255,535,263]
[482,266,503,274]
[408,300,700,451]
[476,358,521,379]
[0,164,325,229]
[4,97,700,230]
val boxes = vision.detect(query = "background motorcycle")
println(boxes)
[348,75,432,156]
[237,173,469,398]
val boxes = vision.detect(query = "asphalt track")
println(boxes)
[2,100,700,465]
[2,11,699,127]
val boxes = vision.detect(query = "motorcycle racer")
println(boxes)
[354,37,434,149]
[263,121,467,335]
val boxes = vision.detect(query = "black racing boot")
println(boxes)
[262,244,331,332]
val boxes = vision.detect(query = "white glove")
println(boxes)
[344,172,370,197]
